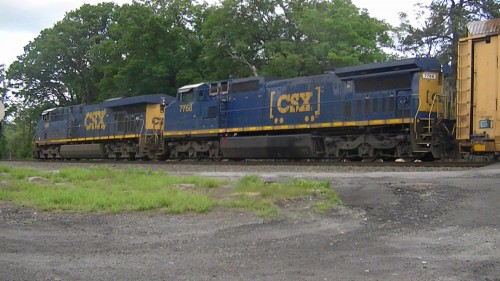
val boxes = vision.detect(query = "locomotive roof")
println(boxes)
[178,83,206,93]
[102,94,175,108]
[333,58,442,79]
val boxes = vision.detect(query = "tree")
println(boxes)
[201,0,391,79]
[7,3,117,107]
[395,0,500,79]
[265,0,391,76]
[94,0,207,98]
[200,0,280,79]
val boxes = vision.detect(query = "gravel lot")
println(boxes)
[0,160,499,281]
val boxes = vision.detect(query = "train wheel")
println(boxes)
[362,150,381,162]
[188,148,198,160]
[172,150,187,161]
[327,151,346,162]
[358,144,377,161]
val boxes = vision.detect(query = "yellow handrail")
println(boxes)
[414,99,422,140]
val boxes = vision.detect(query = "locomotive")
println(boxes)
[34,94,175,160]
[33,57,456,161]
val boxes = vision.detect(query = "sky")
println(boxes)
[0,0,431,68]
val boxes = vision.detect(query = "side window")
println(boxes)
[221,82,228,95]
[209,84,218,96]
[42,114,49,121]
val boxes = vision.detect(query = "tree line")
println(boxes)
[0,0,498,159]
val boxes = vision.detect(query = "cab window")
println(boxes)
[179,89,194,102]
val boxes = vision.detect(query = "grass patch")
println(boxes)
[228,175,342,216]
[0,166,341,218]
[0,166,223,213]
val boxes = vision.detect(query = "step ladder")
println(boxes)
[456,40,472,140]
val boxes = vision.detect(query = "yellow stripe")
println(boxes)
[34,134,139,144]
[37,118,414,144]
[370,120,384,125]
[164,119,412,136]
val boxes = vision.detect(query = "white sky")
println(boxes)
[0,0,430,68]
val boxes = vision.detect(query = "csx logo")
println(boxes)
[270,87,321,124]
[84,110,107,131]
[277,92,313,113]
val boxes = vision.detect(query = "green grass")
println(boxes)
[0,165,221,213]
[228,175,342,215]
[0,166,342,217]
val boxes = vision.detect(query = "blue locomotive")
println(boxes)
[34,94,175,159]
[33,58,456,161]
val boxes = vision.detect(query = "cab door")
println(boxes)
[176,88,199,131]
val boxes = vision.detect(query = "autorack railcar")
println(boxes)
[456,18,500,160]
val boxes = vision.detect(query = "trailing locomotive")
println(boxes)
[33,57,456,161]
[34,94,175,159]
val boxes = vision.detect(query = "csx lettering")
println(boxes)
[277,92,313,114]
[84,110,106,131]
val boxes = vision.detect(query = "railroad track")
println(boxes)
[5,159,491,168]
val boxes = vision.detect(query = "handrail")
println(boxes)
[414,98,421,140]
[428,93,437,131]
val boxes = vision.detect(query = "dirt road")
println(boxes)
[1,162,499,281]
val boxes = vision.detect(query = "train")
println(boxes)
[32,18,499,162]
[33,57,456,161]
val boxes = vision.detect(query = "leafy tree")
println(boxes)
[7,3,117,107]
[0,106,40,159]
[94,0,207,98]
[264,0,391,76]
[200,0,278,79]
[201,0,391,79]
[0,64,5,98]
[395,0,500,79]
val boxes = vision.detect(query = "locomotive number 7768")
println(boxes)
[179,104,193,112]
